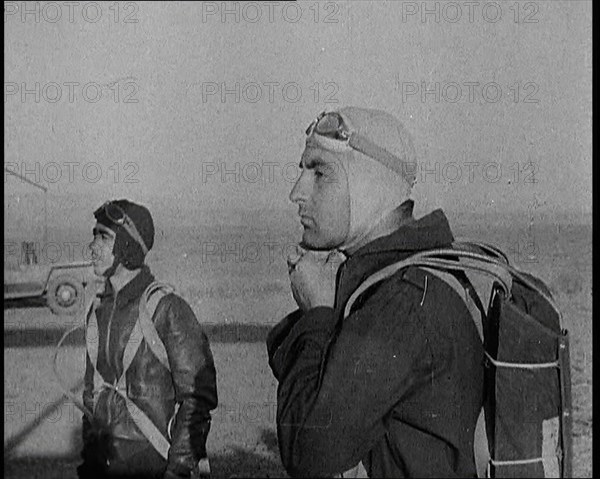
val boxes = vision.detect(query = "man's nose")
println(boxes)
[289,170,308,204]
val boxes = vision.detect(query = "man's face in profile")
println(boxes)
[89,222,116,277]
[289,145,350,250]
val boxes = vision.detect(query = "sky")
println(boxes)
[4,1,592,235]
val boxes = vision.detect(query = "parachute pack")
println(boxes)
[344,240,572,478]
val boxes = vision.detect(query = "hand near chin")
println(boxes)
[287,246,346,312]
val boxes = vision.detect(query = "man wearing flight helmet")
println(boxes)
[79,199,217,479]
[267,108,484,477]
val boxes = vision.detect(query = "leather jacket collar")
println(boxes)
[102,265,155,308]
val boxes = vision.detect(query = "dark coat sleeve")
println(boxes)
[268,274,430,478]
[158,294,218,477]
[266,308,304,380]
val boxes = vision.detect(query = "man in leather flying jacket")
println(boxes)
[78,199,218,479]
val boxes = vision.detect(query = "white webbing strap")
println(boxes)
[138,282,174,371]
[112,381,172,460]
[484,352,560,370]
[338,460,369,478]
[491,457,544,466]
[86,307,105,411]
[85,282,176,459]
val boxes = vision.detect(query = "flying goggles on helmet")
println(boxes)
[94,201,149,255]
[306,110,416,186]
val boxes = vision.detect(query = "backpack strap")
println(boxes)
[453,240,563,325]
[421,267,485,342]
[343,250,513,321]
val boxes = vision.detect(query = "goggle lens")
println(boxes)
[316,113,342,134]
[104,203,125,225]
[306,112,348,140]
[94,201,149,255]
[304,111,416,187]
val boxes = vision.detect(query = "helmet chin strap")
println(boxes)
[102,243,124,279]
[340,206,398,254]
[102,257,120,279]
[102,225,141,278]
[337,150,408,255]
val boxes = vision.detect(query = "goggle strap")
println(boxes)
[100,202,149,255]
[348,132,416,185]
[121,221,149,255]
[307,112,416,185]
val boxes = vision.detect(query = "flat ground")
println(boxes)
[4,220,592,478]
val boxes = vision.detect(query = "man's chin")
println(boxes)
[300,232,340,251]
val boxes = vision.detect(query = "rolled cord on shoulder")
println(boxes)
[52,321,95,421]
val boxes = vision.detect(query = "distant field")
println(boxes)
[4,216,592,478]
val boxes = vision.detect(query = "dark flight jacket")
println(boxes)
[80,266,218,478]
[267,201,484,478]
